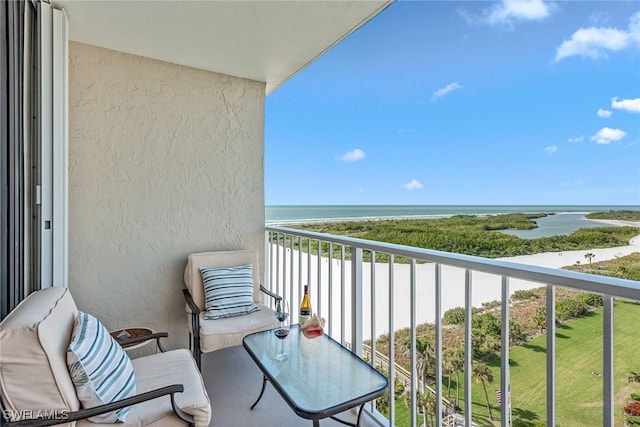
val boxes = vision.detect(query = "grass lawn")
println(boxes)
[510,300,640,426]
[384,300,640,426]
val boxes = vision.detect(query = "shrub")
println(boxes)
[631,393,640,402]
[512,290,537,301]
[510,320,528,345]
[577,292,603,307]
[625,401,640,416]
[555,297,588,321]
[472,312,501,336]
[443,307,465,325]
[628,415,640,425]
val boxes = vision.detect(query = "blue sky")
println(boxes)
[265,0,640,206]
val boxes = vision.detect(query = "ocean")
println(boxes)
[265,205,639,238]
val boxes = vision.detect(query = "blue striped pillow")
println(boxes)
[67,312,136,423]
[201,264,260,320]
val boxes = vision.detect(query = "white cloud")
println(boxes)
[568,136,584,143]
[597,108,612,118]
[402,179,423,191]
[545,145,558,154]
[485,0,553,25]
[432,83,462,100]
[611,97,640,113]
[561,180,583,188]
[555,12,640,61]
[340,148,366,162]
[590,127,627,144]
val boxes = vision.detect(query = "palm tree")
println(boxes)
[403,389,436,427]
[472,362,494,420]
[401,337,433,394]
[585,252,595,265]
[443,350,454,397]
[449,349,464,408]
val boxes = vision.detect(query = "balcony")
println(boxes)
[249,225,640,427]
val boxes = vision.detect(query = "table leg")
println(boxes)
[250,375,268,410]
[356,404,365,426]
[329,403,365,427]
[312,420,320,427]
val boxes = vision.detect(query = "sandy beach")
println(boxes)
[271,219,640,342]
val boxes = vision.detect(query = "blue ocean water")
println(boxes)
[266,205,639,238]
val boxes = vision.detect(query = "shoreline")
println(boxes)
[266,206,640,226]
[272,232,640,342]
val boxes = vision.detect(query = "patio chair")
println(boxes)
[0,287,211,427]
[183,250,281,370]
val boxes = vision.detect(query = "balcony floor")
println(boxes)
[202,345,366,427]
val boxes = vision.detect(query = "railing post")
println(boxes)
[603,295,614,427]
[351,246,363,357]
[435,264,443,426]
[388,255,395,427]
[546,285,556,427]
[464,269,472,426]
[501,276,511,427]
[410,259,417,427]
[265,231,273,305]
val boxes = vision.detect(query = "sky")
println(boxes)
[265,0,640,206]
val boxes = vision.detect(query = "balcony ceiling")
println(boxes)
[51,0,392,94]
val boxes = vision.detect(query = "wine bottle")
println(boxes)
[299,285,312,326]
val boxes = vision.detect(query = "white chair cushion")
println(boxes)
[0,287,80,423]
[201,264,259,320]
[67,312,136,423]
[188,303,280,352]
[76,349,211,427]
[184,250,262,313]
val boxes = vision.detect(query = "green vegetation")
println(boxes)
[374,253,640,426]
[566,252,640,281]
[510,300,640,426]
[587,210,640,221]
[512,290,538,301]
[375,300,640,426]
[289,213,640,259]
[443,307,465,325]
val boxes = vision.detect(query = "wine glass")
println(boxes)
[273,300,290,361]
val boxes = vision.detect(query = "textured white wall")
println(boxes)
[68,42,265,350]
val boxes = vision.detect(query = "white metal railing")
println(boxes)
[264,225,640,427]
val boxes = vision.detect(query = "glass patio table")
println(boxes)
[243,325,388,426]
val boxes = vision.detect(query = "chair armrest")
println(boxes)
[183,288,201,315]
[259,284,282,302]
[1,385,194,427]
[117,332,169,353]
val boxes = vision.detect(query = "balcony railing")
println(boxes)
[265,225,640,427]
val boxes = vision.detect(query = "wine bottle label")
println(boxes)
[299,314,311,326]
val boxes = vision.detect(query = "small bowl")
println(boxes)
[301,326,324,339]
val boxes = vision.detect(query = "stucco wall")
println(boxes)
[68,42,265,350]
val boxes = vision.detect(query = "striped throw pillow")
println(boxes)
[201,264,260,320]
[67,312,136,423]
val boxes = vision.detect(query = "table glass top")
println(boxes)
[243,325,388,415]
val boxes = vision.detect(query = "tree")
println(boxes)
[585,252,595,265]
[449,349,464,408]
[472,362,495,420]
[510,320,528,345]
[376,373,405,417]
[404,388,436,427]
[402,337,433,394]
[443,350,454,397]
